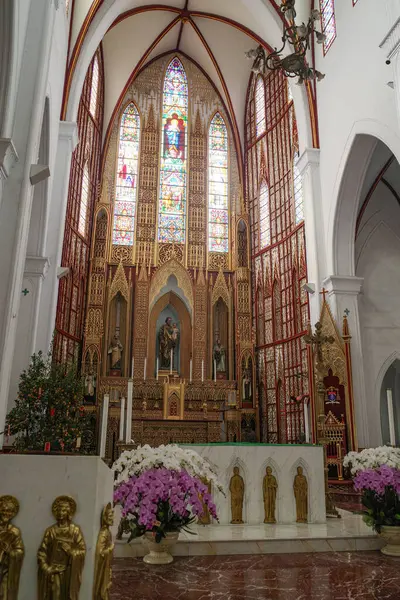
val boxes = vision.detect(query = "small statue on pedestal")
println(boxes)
[213,338,226,374]
[108,333,123,372]
[37,495,86,600]
[229,467,244,524]
[0,495,24,600]
[93,503,114,600]
[293,466,308,523]
[263,467,278,524]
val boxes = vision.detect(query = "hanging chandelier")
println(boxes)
[245,0,326,84]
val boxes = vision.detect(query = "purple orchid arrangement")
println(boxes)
[114,467,218,543]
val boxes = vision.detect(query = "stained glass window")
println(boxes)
[208,112,228,253]
[293,151,304,224]
[255,76,266,138]
[319,0,336,53]
[259,181,270,248]
[78,163,89,236]
[89,55,99,118]
[113,103,141,245]
[158,57,188,243]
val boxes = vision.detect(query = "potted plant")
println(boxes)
[344,446,400,556]
[112,444,222,564]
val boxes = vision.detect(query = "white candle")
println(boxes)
[190,359,193,383]
[126,381,133,443]
[201,360,204,383]
[99,394,109,458]
[170,349,173,374]
[144,357,147,381]
[214,360,217,382]
[131,357,134,379]
[387,389,396,446]
[304,399,310,443]
[119,397,125,441]
[156,358,159,380]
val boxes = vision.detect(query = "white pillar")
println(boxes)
[126,380,133,443]
[0,0,58,447]
[323,275,368,447]
[99,394,109,458]
[0,138,18,209]
[297,148,326,325]
[35,121,78,354]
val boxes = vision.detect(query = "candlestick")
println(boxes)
[170,349,173,374]
[99,394,109,458]
[304,399,310,443]
[76,437,81,450]
[131,357,134,379]
[214,359,217,382]
[144,357,147,381]
[201,360,204,383]
[190,359,192,383]
[119,397,125,441]
[387,389,396,446]
[156,358,159,380]
[126,381,133,442]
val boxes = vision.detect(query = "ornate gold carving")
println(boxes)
[194,270,207,380]
[89,273,105,306]
[212,269,230,307]
[293,466,308,523]
[85,308,104,344]
[109,261,129,302]
[209,253,228,271]
[318,301,347,385]
[38,496,86,599]
[93,503,114,600]
[263,467,278,523]
[111,246,132,265]
[149,259,193,312]
[133,265,150,380]
[230,467,244,524]
[0,495,24,598]
[158,243,184,266]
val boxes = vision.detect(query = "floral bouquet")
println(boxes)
[344,446,400,532]
[112,444,221,543]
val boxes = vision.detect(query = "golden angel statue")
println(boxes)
[93,503,114,600]
[37,495,86,600]
[293,466,308,523]
[0,495,24,600]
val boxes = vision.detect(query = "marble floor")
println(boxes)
[114,510,383,557]
[110,552,400,599]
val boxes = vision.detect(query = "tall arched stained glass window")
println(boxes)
[208,112,228,253]
[255,76,266,138]
[78,163,89,236]
[158,57,188,243]
[89,55,100,118]
[259,181,270,248]
[113,103,141,245]
[293,151,304,224]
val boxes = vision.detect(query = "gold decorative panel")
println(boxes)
[209,253,228,271]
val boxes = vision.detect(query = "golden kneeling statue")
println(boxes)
[229,466,244,524]
[293,466,308,523]
[0,495,24,600]
[37,496,86,600]
[263,467,278,524]
[93,503,114,600]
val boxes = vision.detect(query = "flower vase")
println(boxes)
[379,526,400,556]
[142,531,179,564]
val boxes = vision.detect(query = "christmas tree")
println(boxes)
[5,351,91,453]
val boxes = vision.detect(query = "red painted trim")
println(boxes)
[355,155,394,238]
[381,177,400,206]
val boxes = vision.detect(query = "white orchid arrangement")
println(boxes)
[343,446,400,476]
[112,443,224,494]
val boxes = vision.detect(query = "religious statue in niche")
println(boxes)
[242,369,252,402]
[164,113,185,160]
[158,317,179,370]
[84,371,96,400]
[37,495,86,600]
[293,466,308,523]
[0,495,24,600]
[229,466,244,524]
[263,467,278,524]
[213,337,226,374]
[108,333,123,372]
[326,386,340,404]
[198,479,212,526]
[93,503,114,600]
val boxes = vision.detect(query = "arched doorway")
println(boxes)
[380,360,400,446]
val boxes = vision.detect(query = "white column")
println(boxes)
[0,0,58,448]
[0,138,18,209]
[304,400,310,444]
[323,275,368,447]
[99,394,109,458]
[119,397,125,441]
[35,121,78,353]
[297,149,326,325]
[126,380,133,443]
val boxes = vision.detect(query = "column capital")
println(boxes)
[58,121,79,152]
[0,138,18,181]
[24,256,50,279]
[323,275,364,295]
[297,147,320,175]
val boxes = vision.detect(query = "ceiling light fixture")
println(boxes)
[245,0,325,84]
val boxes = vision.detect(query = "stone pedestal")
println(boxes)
[0,455,113,600]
